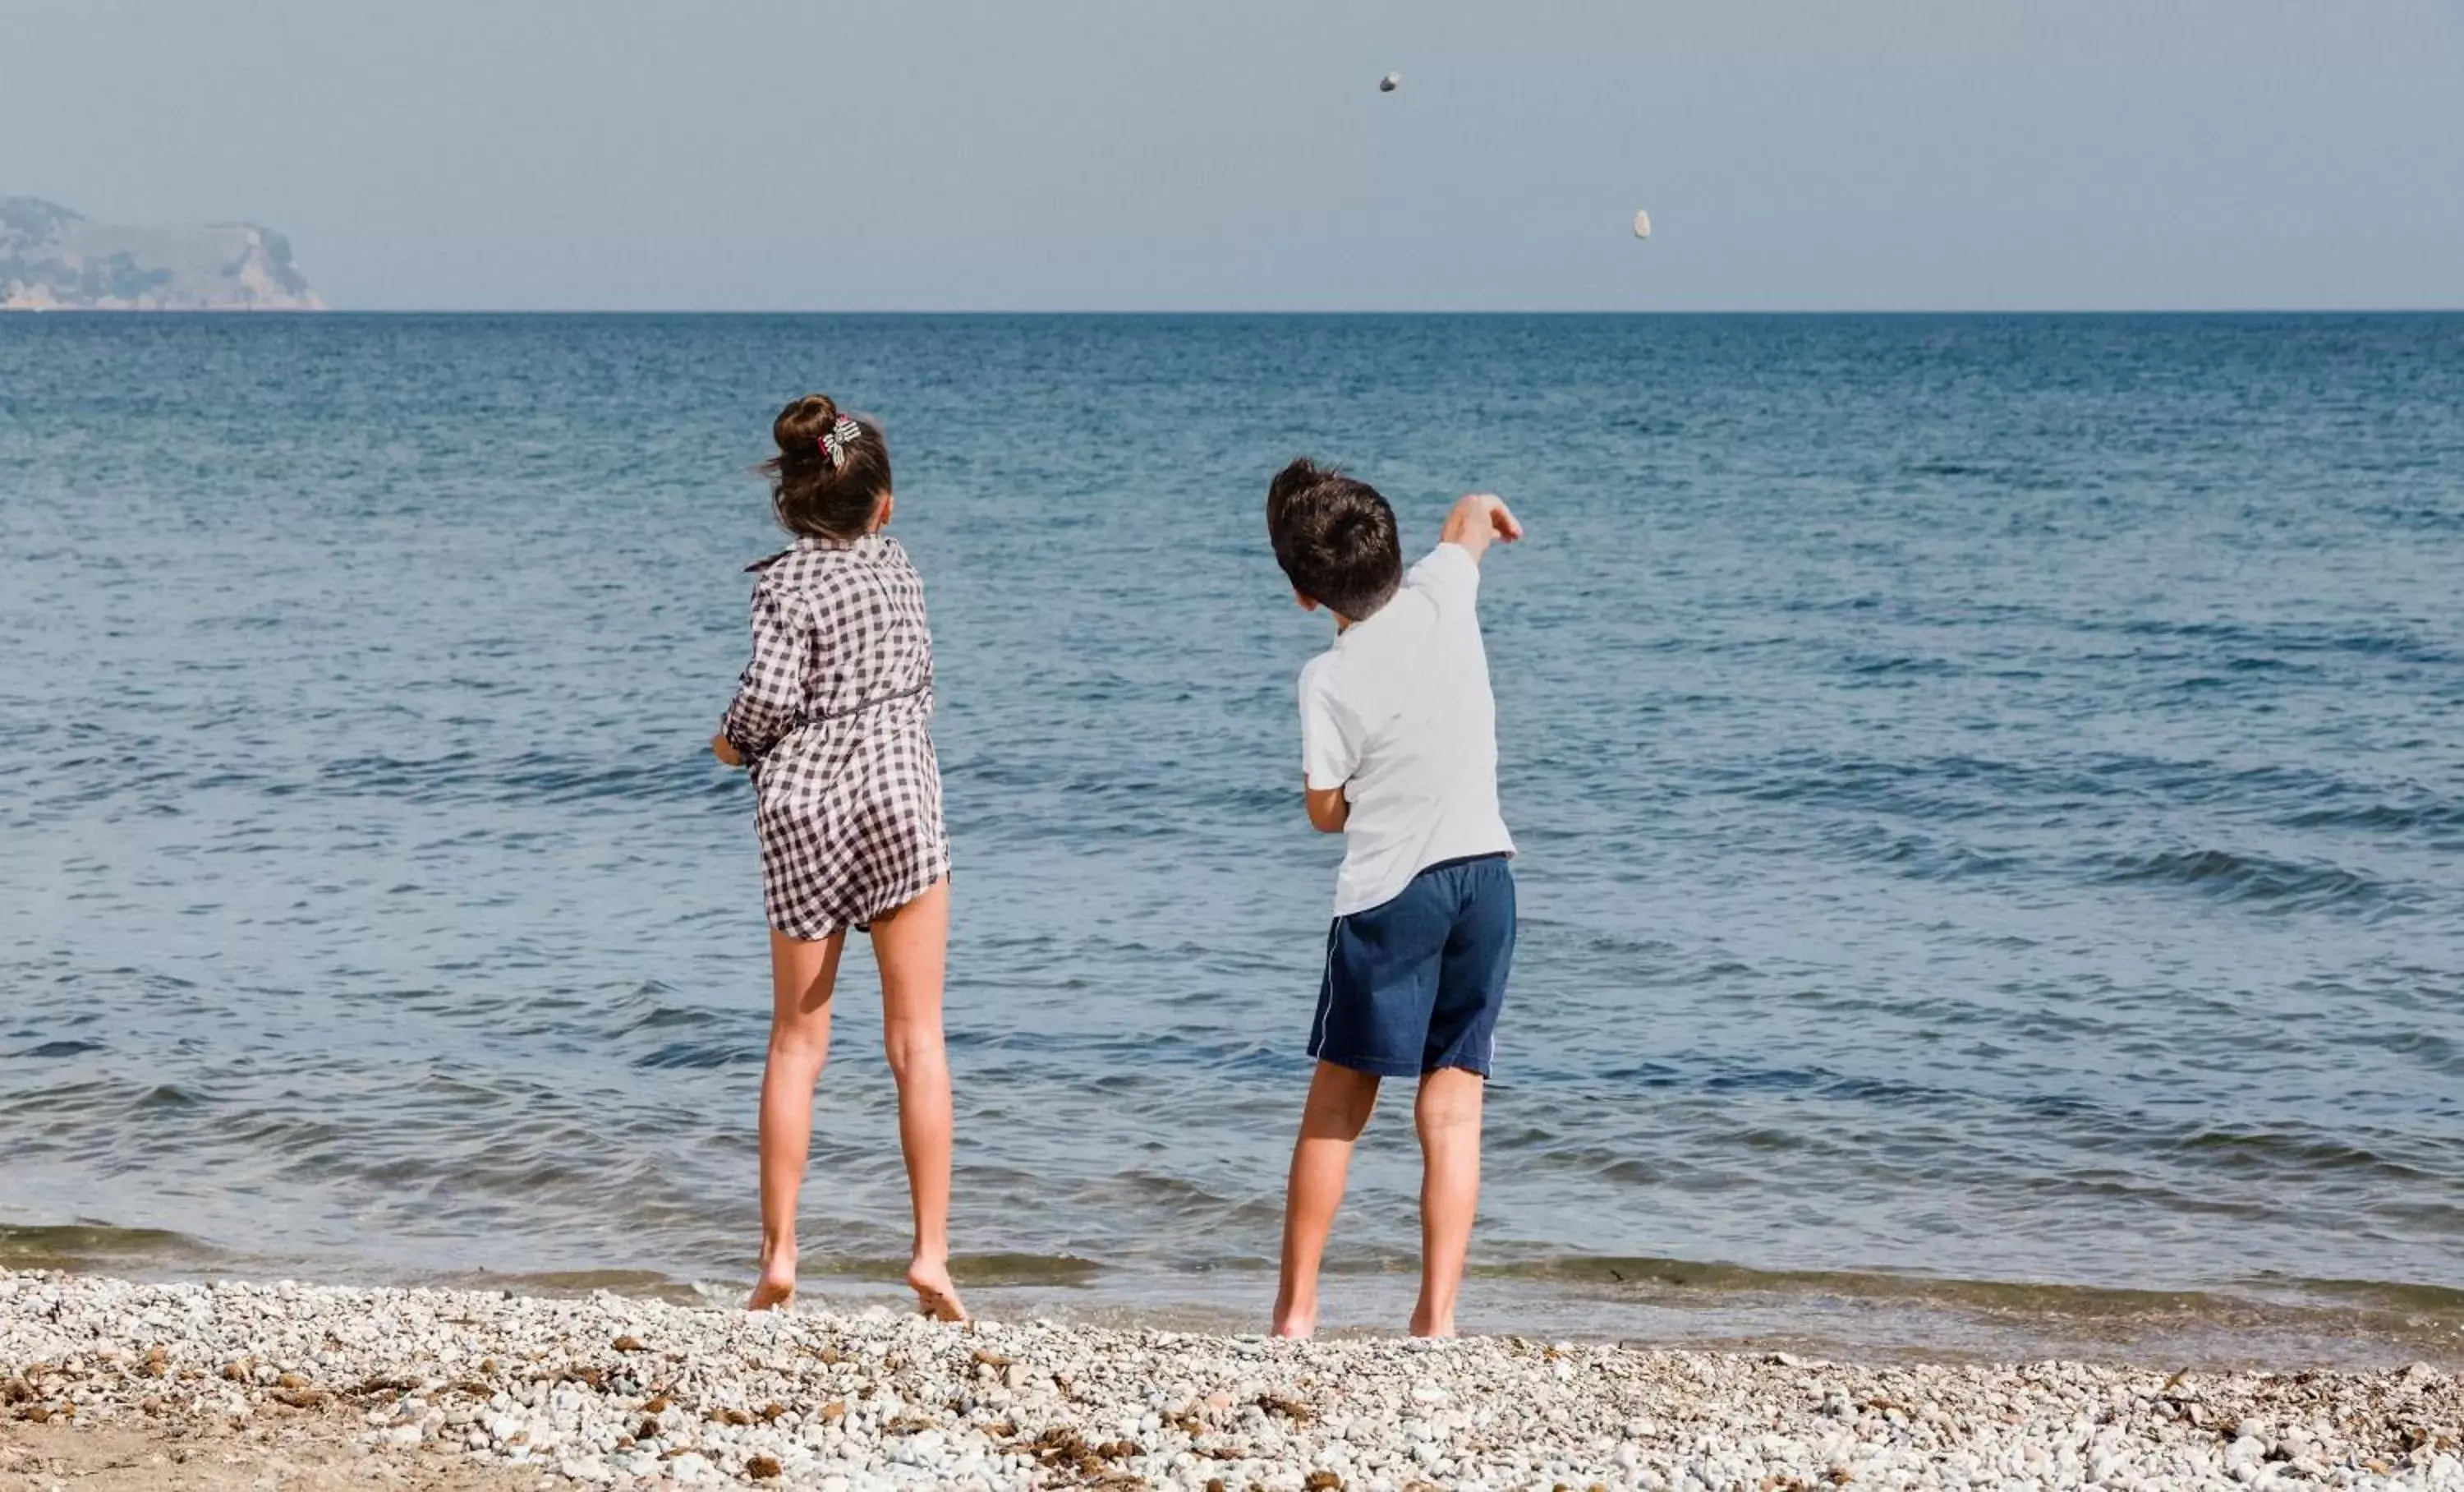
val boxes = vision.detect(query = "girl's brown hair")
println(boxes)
[763,394,892,541]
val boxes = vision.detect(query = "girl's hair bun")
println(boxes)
[773,394,842,457]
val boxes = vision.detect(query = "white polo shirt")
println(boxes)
[1298,543,1515,917]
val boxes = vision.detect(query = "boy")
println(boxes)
[1262,458,1523,1338]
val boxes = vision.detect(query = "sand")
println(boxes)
[5,1270,2460,1490]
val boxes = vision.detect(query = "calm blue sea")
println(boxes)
[2,314,2459,1364]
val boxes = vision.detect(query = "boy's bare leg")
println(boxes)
[871,877,966,1322]
[1272,1061,1382,1338]
[752,927,846,1310]
[1409,1067,1485,1337]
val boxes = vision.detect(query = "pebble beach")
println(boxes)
[4,1272,2459,1491]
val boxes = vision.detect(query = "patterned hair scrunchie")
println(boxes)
[817,416,862,467]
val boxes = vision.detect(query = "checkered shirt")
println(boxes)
[720,533,950,940]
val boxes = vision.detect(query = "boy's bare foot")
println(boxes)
[747,1250,797,1311]
[1270,1305,1315,1339]
[908,1258,967,1322]
[1408,1311,1456,1338]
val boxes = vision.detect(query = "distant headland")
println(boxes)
[1,196,325,311]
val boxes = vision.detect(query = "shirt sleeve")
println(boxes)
[1299,659,1357,793]
[1406,542,1482,619]
[719,582,806,762]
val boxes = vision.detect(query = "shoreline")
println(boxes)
[5,1272,2459,1490]
[9,1223,2454,1370]
[9,1225,2460,1376]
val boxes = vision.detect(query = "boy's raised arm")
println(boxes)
[1439,492,1524,565]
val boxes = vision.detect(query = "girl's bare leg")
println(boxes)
[1271,1061,1381,1338]
[751,926,844,1310]
[869,877,965,1321]
[1409,1067,1485,1338]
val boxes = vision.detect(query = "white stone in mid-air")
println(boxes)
[1633,209,1653,239]
[1379,71,1402,93]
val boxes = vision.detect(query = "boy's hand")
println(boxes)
[710,733,745,768]
[1304,782,1349,834]
[1440,492,1523,563]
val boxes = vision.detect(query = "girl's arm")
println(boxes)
[716,583,805,767]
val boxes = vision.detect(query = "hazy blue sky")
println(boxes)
[8,0,2461,311]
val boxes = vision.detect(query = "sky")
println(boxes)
[6,0,2462,311]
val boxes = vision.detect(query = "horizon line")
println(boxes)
[9,306,2464,318]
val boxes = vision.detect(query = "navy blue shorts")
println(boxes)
[1309,854,1515,1080]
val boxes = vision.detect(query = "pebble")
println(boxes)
[2,1269,2459,1490]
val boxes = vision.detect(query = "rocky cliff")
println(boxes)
[1,196,325,311]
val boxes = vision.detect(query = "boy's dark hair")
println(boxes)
[762,393,892,541]
[1265,458,1402,620]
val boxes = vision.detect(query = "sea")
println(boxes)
[2,313,2459,1367]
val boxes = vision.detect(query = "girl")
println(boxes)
[711,394,963,1320]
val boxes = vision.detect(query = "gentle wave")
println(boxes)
[2095,846,2398,912]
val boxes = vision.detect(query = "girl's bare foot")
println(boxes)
[1270,1304,1315,1339]
[907,1258,967,1322]
[748,1250,797,1311]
